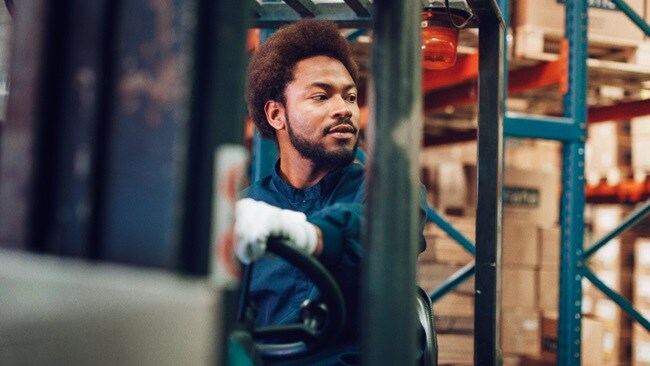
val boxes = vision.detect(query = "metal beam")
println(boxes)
[283,0,317,17]
[473,4,504,365]
[505,114,582,141]
[584,201,650,259]
[248,0,264,17]
[343,0,371,17]
[583,268,650,332]
[588,98,650,123]
[425,205,476,255]
[430,262,476,303]
[610,0,650,37]
[362,0,421,364]
[250,2,371,28]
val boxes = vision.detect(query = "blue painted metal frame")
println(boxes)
[505,114,581,142]
[582,201,650,334]
[584,201,650,259]
[557,1,589,364]
[428,1,650,365]
[500,1,650,365]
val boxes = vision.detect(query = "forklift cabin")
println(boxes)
[0,1,505,365]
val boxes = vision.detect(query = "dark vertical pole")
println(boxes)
[0,0,51,250]
[362,0,421,365]
[47,0,113,257]
[181,0,248,274]
[473,4,504,366]
[0,0,113,256]
[558,0,588,364]
[182,0,248,363]
[96,0,193,268]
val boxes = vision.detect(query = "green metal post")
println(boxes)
[472,3,505,364]
[361,0,421,364]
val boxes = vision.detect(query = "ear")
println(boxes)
[264,100,285,131]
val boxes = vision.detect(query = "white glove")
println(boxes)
[234,198,319,264]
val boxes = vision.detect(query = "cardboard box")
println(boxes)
[438,333,474,365]
[634,274,650,309]
[501,308,541,357]
[432,292,475,318]
[513,0,646,44]
[631,116,650,136]
[502,219,539,267]
[541,312,605,366]
[417,262,475,294]
[632,138,650,176]
[587,237,636,272]
[505,139,562,173]
[504,168,560,226]
[537,266,559,311]
[589,204,625,237]
[633,322,650,366]
[429,237,475,265]
[585,121,632,185]
[636,238,650,276]
[502,267,537,308]
[435,162,471,213]
[593,297,628,364]
[538,225,560,267]
[631,123,650,172]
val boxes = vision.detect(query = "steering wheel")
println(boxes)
[240,237,346,360]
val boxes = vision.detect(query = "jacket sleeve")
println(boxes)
[309,182,429,269]
[308,202,364,269]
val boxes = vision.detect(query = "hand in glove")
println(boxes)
[234,198,319,264]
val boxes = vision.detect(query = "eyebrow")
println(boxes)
[309,82,357,92]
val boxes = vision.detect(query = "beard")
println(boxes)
[285,111,358,169]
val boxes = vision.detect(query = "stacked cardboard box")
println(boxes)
[418,140,648,365]
[583,204,635,365]
[633,238,650,366]
[536,312,605,366]
[418,143,478,365]
[585,121,632,186]
[631,116,650,182]
[500,166,560,362]
[418,218,475,365]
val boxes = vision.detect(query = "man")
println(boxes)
[234,19,426,364]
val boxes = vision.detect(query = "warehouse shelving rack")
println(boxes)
[503,1,650,364]
[429,1,650,365]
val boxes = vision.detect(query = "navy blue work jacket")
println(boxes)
[243,159,426,345]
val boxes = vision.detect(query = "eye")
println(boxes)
[312,94,328,101]
[346,94,357,103]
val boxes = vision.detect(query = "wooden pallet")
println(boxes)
[513,25,650,68]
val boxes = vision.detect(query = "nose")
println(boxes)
[332,95,353,119]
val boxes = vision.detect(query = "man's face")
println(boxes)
[282,55,360,168]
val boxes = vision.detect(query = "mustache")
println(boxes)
[323,119,358,134]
